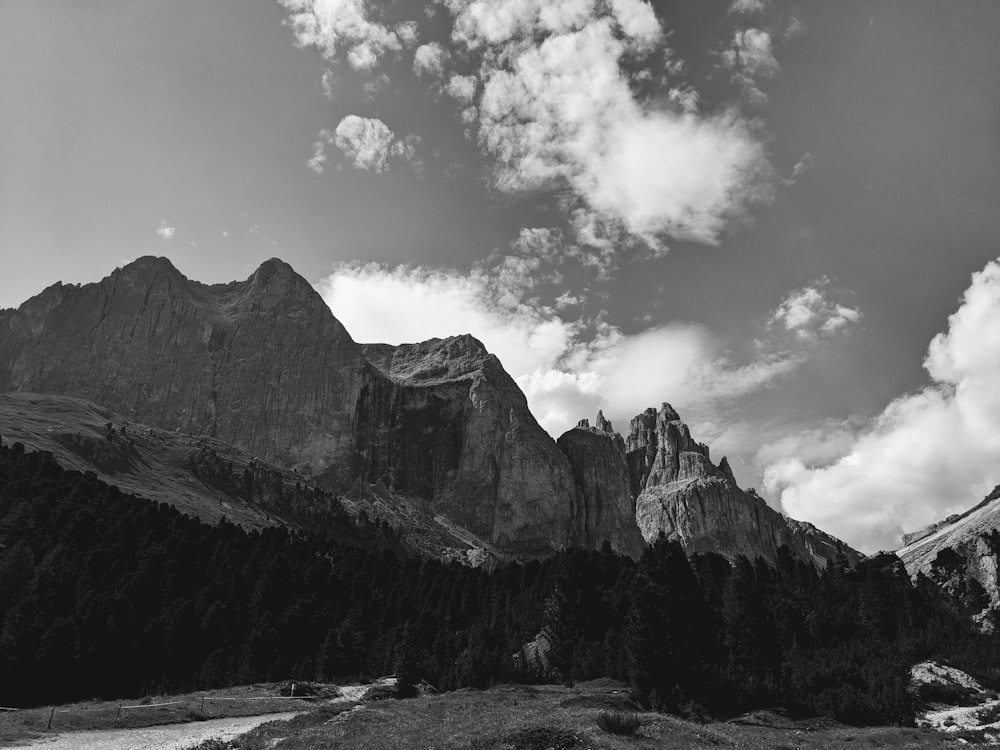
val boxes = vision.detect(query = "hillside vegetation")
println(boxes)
[1,439,998,725]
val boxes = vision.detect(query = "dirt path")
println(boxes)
[8,711,302,750]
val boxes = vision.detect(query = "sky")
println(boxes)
[2,0,1000,553]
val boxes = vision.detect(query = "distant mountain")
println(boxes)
[898,487,1000,628]
[0,256,859,566]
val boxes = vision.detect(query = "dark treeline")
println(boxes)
[0,440,997,725]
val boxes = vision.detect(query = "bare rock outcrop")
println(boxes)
[556,412,645,559]
[627,403,860,568]
[358,336,582,557]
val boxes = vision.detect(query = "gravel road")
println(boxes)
[8,711,301,750]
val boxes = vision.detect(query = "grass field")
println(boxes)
[1,679,972,749]
[192,680,961,749]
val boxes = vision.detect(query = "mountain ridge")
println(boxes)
[0,256,860,566]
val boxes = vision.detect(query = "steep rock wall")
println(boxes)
[625,403,860,568]
[556,414,645,559]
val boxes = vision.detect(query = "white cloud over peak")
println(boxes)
[309,116,416,173]
[769,280,862,340]
[155,219,175,240]
[279,0,405,70]
[764,260,1000,553]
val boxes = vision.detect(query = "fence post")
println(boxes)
[201,695,205,713]
[114,701,123,724]
[47,707,54,729]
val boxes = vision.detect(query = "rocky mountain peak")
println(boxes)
[624,403,722,494]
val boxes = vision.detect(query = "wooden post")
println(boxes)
[46,707,54,729]
[114,701,123,724]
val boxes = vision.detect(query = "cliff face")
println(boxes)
[557,413,646,559]
[358,337,584,556]
[616,404,860,568]
[0,257,589,556]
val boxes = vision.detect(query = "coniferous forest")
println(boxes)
[1,439,998,725]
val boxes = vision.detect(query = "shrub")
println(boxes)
[596,710,642,735]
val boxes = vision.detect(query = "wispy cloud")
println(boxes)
[721,27,779,104]
[155,219,175,240]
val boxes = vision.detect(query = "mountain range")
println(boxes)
[2,257,863,567]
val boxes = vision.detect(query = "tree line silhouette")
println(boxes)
[1,439,996,724]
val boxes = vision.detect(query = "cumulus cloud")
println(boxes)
[308,116,417,173]
[445,74,477,103]
[440,0,774,249]
[768,279,862,340]
[764,260,1000,553]
[155,219,175,240]
[278,0,404,70]
[280,0,780,253]
[317,255,834,440]
[413,42,449,77]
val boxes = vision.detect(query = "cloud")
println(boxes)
[307,128,332,173]
[782,152,815,186]
[278,0,404,70]
[155,219,175,240]
[431,0,775,250]
[281,0,780,253]
[445,74,477,103]
[768,279,862,340]
[317,255,830,441]
[728,0,768,14]
[721,27,779,104]
[307,116,417,173]
[468,15,773,246]
[763,260,1000,553]
[413,42,449,77]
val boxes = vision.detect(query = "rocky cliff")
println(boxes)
[0,257,632,557]
[897,487,1000,628]
[0,257,365,485]
[557,413,645,559]
[573,403,861,568]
